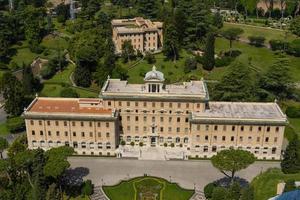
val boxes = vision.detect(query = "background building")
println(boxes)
[112,17,163,53]
[24,67,287,160]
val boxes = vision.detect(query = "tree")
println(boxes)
[0,137,8,159]
[212,63,257,101]
[259,57,291,99]
[121,40,135,63]
[60,87,79,98]
[173,7,187,45]
[221,28,244,49]
[7,134,27,158]
[227,181,241,200]
[81,180,93,196]
[163,24,179,61]
[211,149,255,183]
[240,186,254,200]
[1,72,26,116]
[213,12,223,29]
[79,0,103,19]
[212,187,229,200]
[203,32,215,71]
[74,64,92,87]
[22,63,36,95]
[137,0,158,19]
[284,179,296,192]
[46,183,61,200]
[290,16,300,37]
[248,36,266,47]
[55,3,69,23]
[281,136,300,174]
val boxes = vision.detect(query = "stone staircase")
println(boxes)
[189,190,206,200]
[139,147,166,160]
[90,186,109,200]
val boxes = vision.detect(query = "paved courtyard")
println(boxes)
[68,157,280,190]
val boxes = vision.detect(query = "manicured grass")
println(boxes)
[251,168,300,200]
[103,176,194,200]
[210,38,300,82]
[0,122,9,136]
[10,41,40,66]
[223,23,297,44]
[120,50,203,84]
[41,35,68,50]
[288,118,300,138]
[44,64,74,85]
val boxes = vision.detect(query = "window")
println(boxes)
[56,131,60,136]
[160,102,164,107]
[135,126,139,131]
[135,116,139,121]
[73,142,78,148]
[48,131,51,136]
[47,121,50,126]
[127,101,130,106]
[265,137,269,142]
[257,137,260,142]
[30,120,34,125]
[241,126,244,131]
[197,125,200,131]
[213,136,217,141]
[267,127,270,132]
[248,136,252,141]
[64,121,67,126]
[258,126,262,132]
[89,132,93,137]
[168,127,172,132]
[144,126,147,131]
[205,125,209,131]
[222,136,226,141]
[97,122,101,127]
[89,122,93,127]
[72,121,75,126]
[143,116,147,122]
[39,121,42,125]
[186,103,189,108]
[214,125,218,131]
[169,103,173,108]
[176,137,180,143]
[40,131,43,135]
[106,122,109,128]
[98,132,101,137]
[81,122,84,127]
[152,117,155,122]
[119,101,122,106]
[81,132,85,137]
[106,132,110,137]
[178,103,181,108]
[205,135,209,141]
[65,131,68,137]
[274,137,278,142]
[231,136,234,141]
[127,116,130,121]
[55,121,59,126]
[82,142,86,149]
[32,130,35,135]
[272,147,277,154]
[212,146,217,152]
[185,118,189,123]
[152,102,155,107]
[232,126,235,131]
[250,126,253,131]
[160,127,163,132]
[127,126,131,131]
[239,136,243,142]
[169,117,172,123]
[160,117,164,122]
[197,103,200,108]
[108,101,111,106]
[204,146,208,152]
[73,132,76,137]
[276,127,279,132]
[143,102,147,107]
[223,125,227,131]
[176,127,180,132]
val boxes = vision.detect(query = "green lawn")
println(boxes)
[209,38,300,82]
[10,41,40,66]
[120,50,203,84]
[0,122,9,136]
[223,23,297,44]
[103,176,194,200]
[251,168,300,200]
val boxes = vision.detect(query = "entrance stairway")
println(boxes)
[139,147,166,160]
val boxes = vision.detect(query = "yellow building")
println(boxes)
[24,67,287,160]
[112,17,163,53]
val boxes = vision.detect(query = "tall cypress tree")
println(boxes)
[203,32,215,71]
[74,64,91,87]
[281,137,300,174]
[137,0,158,19]
[22,63,35,95]
[163,24,179,61]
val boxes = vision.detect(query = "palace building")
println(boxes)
[24,66,287,160]
[111,17,163,53]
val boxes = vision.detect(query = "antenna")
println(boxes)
[70,0,76,20]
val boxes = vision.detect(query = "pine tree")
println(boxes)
[281,137,300,174]
[137,0,158,19]
[163,24,179,61]
[74,64,91,87]
[2,72,26,116]
[203,32,215,71]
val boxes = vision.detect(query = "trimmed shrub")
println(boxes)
[248,36,265,47]
[215,57,233,67]
[6,117,25,133]
[204,182,217,199]
[139,142,143,147]
[120,140,126,146]
[269,39,287,51]
[287,39,300,57]
[164,143,168,147]
[171,143,175,148]
[81,180,93,196]
[286,106,300,118]
[130,141,135,146]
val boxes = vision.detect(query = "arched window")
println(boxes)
[127,136,131,142]
[184,137,189,143]
[175,137,180,143]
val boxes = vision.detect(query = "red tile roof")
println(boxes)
[28,98,112,115]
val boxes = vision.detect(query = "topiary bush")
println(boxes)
[204,182,217,199]
[120,140,126,146]
[269,39,287,51]
[171,143,175,148]
[139,142,143,147]
[164,143,168,147]
[6,117,25,133]
[130,141,135,146]
[81,180,93,196]
[286,106,300,118]
[248,36,265,47]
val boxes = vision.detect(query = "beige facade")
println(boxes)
[112,17,163,53]
[24,67,287,160]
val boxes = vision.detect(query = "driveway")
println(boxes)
[68,157,280,190]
